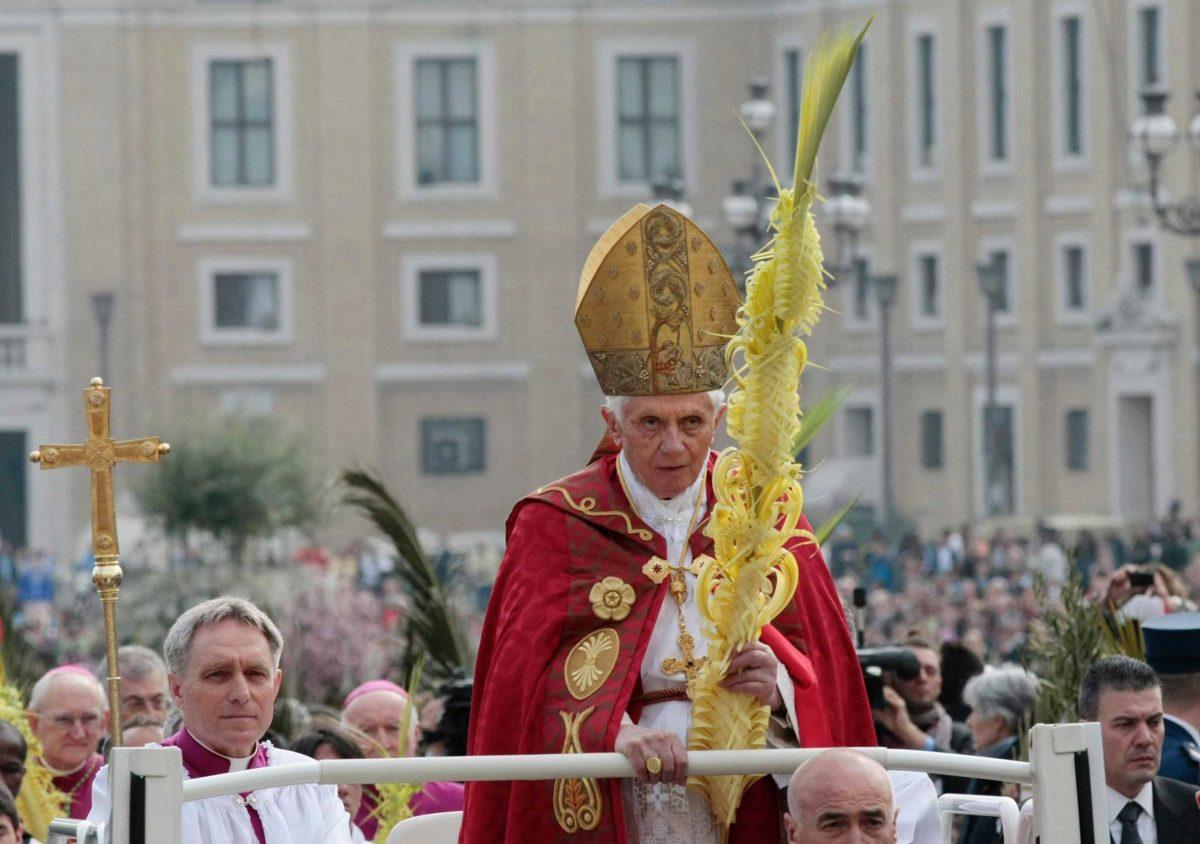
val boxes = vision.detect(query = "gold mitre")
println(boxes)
[576,204,741,396]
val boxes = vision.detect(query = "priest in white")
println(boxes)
[89,596,351,843]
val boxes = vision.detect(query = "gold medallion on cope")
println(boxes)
[575,204,741,397]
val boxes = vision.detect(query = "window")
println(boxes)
[844,406,874,458]
[199,257,292,345]
[1138,5,1162,90]
[985,248,1012,314]
[617,56,681,183]
[402,254,497,341]
[914,32,937,169]
[920,410,943,469]
[421,417,485,475]
[418,268,482,328]
[917,252,941,321]
[1066,409,1089,470]
[985,24,1009,163]
[219,389,275,417]
[415,58,479,186]
[0,53,20,324]
[1132,240,1156,298]
[845,255,874,327]
[783,47,803,162]
[209,59,274,187]
[1060,16,1084,158]
[846,42,869,172]
[1062,242,1087,314]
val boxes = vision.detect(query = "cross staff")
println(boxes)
[30,377,169,747]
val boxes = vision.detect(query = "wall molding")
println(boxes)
[170,364,325,386]
[177,222,312,243]
[382,219,517,240]
[374,360,530,384]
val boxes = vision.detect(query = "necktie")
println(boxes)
[1117,800,1143,844]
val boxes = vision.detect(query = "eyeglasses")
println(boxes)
[45,712,103,731]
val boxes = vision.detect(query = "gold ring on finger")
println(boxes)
[645,756,663,775]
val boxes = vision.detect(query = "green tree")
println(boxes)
[136,417,321,566]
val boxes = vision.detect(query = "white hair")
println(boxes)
[604,389,726,422]
[963,664,1040,731]
[163,596,283,676]
[118,644,167,682]
[29,669,107,712]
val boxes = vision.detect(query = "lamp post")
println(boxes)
[977,259,1006,516]
[823,172,871,281]
[90,292,115,383]
[721,78,777,286]
[873,272,898,523]
[1129,88,1200,235]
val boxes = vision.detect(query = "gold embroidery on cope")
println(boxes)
[564,628,620,701]
[535,486,654,541]
[553,707,603,833]
[589,576,635,622]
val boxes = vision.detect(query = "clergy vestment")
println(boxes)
[353,779,464,838]
[49,752,103,819]
[87,729,351,843]
[461,450,875,843]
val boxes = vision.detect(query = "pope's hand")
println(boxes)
[615,722,688,786]
[720,640,783,710]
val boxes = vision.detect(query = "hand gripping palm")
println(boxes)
[687,21,871,837]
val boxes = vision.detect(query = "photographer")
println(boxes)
[1103,564,1198,621]
[873,637,973,793]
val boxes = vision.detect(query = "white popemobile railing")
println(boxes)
[46,723,1108,844]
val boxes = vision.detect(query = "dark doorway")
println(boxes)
[0,431,27,547]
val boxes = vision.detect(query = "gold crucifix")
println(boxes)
[660,572,708,699]
[30,378,169,747]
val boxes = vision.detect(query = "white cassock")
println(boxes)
[617,453,799,844]
[88,730,351,844]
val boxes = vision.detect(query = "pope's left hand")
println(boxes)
[720,640,783,710]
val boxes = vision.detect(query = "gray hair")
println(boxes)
[1078,656,1159,721]
[163,596,284,676]
[29,668,107,712]
[604,389,726,422]
[118,644,167,682]
[962,665,1040,731]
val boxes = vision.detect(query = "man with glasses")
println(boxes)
[26,665,108,818]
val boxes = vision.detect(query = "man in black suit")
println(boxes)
[1079,656,1200,844]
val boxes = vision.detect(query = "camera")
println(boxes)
[857,647,920,711]
[1129,569,1155,589]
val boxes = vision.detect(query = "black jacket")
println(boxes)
[1149,775,1200,844]
[956,735,1018,844]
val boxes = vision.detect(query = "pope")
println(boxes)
[461,205,875,843]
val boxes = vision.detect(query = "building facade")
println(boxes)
[0,0,1197,557]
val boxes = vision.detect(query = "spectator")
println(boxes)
[0,782,23,844]
[939,642,984,724]
[115,644,170,727]
[784,749,897,843]
[956,666,1039,844]
[289,728,368,843]
[1079,656,1200,843]
[0,725,23,807]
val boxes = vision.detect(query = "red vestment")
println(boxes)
[51,752,103,819]
[461,452,874,843]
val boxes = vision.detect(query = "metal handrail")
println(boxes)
[180,748,1031,803]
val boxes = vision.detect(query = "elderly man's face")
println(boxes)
[169,619,281,759]
[892,647,942,708]
[785,753,897,843]
[1096,686,1164,798]
[602,393,723,499]
[342,690,415,758]
[28,674,108,771]
[120,673,169,726]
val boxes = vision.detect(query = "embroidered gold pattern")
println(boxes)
[642,556,670,584]
[589,576,635,622]
[536,486,654,541]
[564,628,620,700]
[553,707,603,833]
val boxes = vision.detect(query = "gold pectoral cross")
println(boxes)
[30,378,169,747]
[660,571,707,699]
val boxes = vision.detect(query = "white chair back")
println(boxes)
[937,794,1021,844]
[386,811,464,844]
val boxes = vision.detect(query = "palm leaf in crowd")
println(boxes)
[342,468,468,685]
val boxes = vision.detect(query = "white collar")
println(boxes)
[617,451,707,537]
[190,729,257,770]
[1106,781,1155,826]
[1164,712,1200,747]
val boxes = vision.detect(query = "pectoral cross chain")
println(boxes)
[661,570,707,699]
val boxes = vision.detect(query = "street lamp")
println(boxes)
[823,172,871,282]
[872,272,898,523]
[90,292,115,383]
[721,78,778,286]
[1130,87,1200,235]
[977,259,1006,516]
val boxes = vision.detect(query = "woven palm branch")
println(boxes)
[342,468,468,685]
[688,21,870,836]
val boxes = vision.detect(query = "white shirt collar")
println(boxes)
[617,450,707,539]
[1164,712,1200,747]
[1106,781,1155,826]
[189,729,257,771]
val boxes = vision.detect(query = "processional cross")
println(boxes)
[30,378,169,747]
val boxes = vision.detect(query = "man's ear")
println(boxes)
[168,672,185,709]
[600,407,622,447]
[25,711,40,735]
